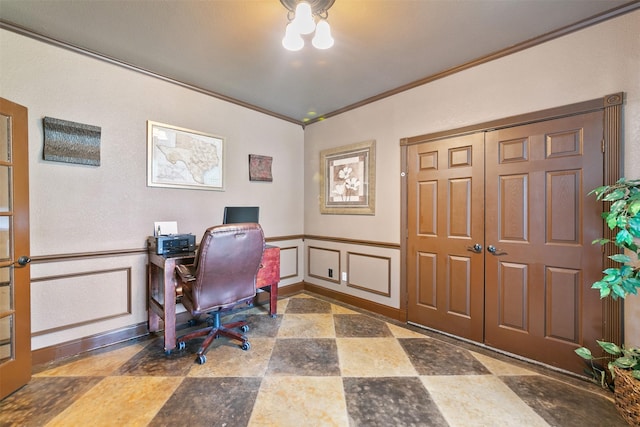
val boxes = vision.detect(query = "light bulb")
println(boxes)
[312,19,334,49]
[292,2,315,35]
[282,22,304,51]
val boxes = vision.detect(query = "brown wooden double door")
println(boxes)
[407,111,604,373]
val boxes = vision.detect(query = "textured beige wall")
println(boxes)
[0,29,304,255]
[304,10,640,343]
[0,29,305,349]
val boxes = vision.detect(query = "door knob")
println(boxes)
[16,255,31,266]
[466,243,483,253]
[487,245,507,256]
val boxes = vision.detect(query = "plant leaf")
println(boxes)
[575,347,593,360]
[616,229,633,246]
[601,270,620,281]
[629,200,640,216]
[592,238,610,246]
[603,188,626,201]
[612,283,627,298]
[620,264,633,277]
[609,254,631,263]
[589,186,607,197]
[621,279,639,295]
[629,216,640,237]
[610,199,626,213]
[624,277,640,288]
[597,341,622,355]
[613,357,637,369]
[608,361,617,380]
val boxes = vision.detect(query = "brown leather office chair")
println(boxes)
[174,223,265,364]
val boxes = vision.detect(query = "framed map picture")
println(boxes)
[147,121,225,191]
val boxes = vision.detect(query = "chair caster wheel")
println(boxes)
[196,355,206,365]
[164,349,172,356]
[241,341,251,351]
[177,341,186,351]
[187,319,197,327]
[241,325,249,333]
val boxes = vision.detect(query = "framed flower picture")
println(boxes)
[320,140,375,215]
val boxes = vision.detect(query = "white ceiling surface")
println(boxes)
[0,0,634,124]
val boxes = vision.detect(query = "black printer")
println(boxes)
[148,234,196,256]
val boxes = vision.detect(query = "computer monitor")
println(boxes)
[223,206,259,224]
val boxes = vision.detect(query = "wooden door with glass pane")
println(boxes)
[0,98,31,399]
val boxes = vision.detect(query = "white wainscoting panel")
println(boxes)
[279,246,299,280]
[31,268,131,335]
[308,246,341,283]
[347,252,391,297]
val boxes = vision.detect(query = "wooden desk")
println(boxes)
[147,245,280,353]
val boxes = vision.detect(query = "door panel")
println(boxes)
[484,112,603,372]
[407,133,484,342]
[0,98,31,399]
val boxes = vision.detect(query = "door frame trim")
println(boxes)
[399,92,624,343]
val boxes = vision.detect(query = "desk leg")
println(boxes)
[163,265,177,354]
[148,264,161,333]
[269,283,278,317]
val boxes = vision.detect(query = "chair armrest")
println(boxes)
[175,264,196,282]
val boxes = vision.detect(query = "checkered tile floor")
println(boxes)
[0,293,627,426]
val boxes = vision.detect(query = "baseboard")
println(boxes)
[31,322,149,366]
[32,281,401,366]
[303,282,406,322]
[277,282,306,297]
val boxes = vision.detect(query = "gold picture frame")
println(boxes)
[320,140,375,215]
[147,121,225,191]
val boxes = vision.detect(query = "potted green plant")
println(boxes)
[589,177,640,300]
[575,177,640,425]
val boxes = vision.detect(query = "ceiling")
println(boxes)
[0,0,636,125]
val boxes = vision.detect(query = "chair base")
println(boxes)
[177,312,250,364]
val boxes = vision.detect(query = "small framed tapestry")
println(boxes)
[43,117,101,166]
[320,140,376,215]
[249,154,273,182]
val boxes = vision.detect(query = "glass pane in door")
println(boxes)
[0,267,10,312]
[0,115,8,162]
[0,113,13,366]
[0,315,11,363]
[0,166,10,212]
[0,216,10,262]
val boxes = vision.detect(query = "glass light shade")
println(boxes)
[282,23,304,51]
[312,19,334,49]
[292,2,315,35]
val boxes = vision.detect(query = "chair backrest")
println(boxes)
[190,223,265,313]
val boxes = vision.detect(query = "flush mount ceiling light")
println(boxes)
[280,0,335,51]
